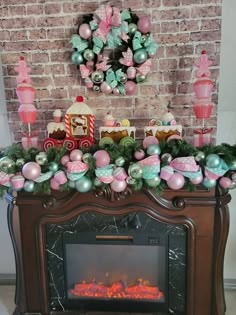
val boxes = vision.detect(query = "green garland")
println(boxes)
[0,140,236,198]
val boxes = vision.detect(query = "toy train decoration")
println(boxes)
[43,96,95,151]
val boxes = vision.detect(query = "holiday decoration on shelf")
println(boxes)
[144,111,182,142]
[99,111,136,145]
[70,2,158,95]
[1,139,236,198]
[15,56,39,149]
[43,96,95,151]
[192,50,214,147]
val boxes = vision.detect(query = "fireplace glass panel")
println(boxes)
[64,233,167,303]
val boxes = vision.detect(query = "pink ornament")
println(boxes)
[61,155,70,166]
[79,23,92,39]
[113,88,120,95]
[113,167,128,181]
[137,16,152,34]
[10,175,25,190]
[134,149,145,160]
[167,172,185,190]
[219,177,232,189]
[125,81,137,95]
[110,179,127,192]
[100,82,113,94]
[127,67,136,79]
[50,177,60,190]
[70,149,83,161]
[93,150,110,168]
[190,174,203,185]
[143,136,159,149]
[54,170,68,185]
[22,162,41,180]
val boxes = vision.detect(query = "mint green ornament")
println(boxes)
[206,154,221,168]
[229,160,236,170]
[134,48,148,64]
[91,70,104,84]
[128,23,137,35]
[83,49,94,61]
[202,177,217,188]
[71,51,84,65]
[48,161,59,173]
[136,73,147,83]
[23,180,35,192]
[68,180,76,189]
[115,156,125,167]
[145,176,161,187]
[75,176,92,193]
[128,163,143,179]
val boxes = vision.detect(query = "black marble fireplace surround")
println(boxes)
[6,186,231,315]
[46,212,187,314]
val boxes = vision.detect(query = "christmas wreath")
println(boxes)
[70,2,158,95]
[0,140,236,198]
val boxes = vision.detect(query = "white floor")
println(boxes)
[0,285,235,314]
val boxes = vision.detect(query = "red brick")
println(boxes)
[158,33,190,44]
[163,0,181,6]
[139,85,158,95]
[166,45,194,57]
[50,51,72,63]
[195,43,217,55]
[44,64,65,75]
[35,89,50,100]
[27,5,44,15]
[37,40,68,50]
[1,17,36,29]
[180,20,200,32]
[0,6,8,16]
[31,52,49,63]
[177,82,193,94]
[201,19,221,31]
[9,5,26,16]
[153,8,190,21]
[47,28,65,39]
[159,59,178,71]
[0,31,10,41]
[172,95,193,106]
[67,87,86,98]
[2,0,36,4]
[159,84,177,94]
[29,29,47,40]
[191,6,222,18]
[163,70,192,82]
[10,30,28,41]
[190,30,221,42]
[2,40,38,51]
[45,3,62,15]
[63,3,81,13]
[179,56,195,69]
[53,76,80,87]
[79,2,100,13]
[110,98,134,109]
[143,0,161,8]
[161,21,179,33]
[123,0,143,10]
[51,89,67,99]
[31,77,53,88]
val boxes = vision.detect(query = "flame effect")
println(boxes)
[70,279,164,300]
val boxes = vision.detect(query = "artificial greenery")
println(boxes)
[0,139,236,198]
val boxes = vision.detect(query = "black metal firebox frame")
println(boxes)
[46,210,187,314]
[63,231,169,313]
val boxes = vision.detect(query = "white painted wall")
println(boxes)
[0,57,15,274]
[217,0,236,280]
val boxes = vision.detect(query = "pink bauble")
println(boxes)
[22,162,41,180]
[137,16,152,34]
[190,174,203,185]
[50,177,60,190]
[219,177,233,189]
[70,149,83,161]
[61,155,70,166]
[100,82,112,94]
[110,179,127,192]
[93,150,110,167]
[125,81,137,95]
[113,87,120,95]
[167,172,185,190]
[134,149,145,160]
[79,23,92,39]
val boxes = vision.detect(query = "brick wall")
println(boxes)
[0,0,222,143]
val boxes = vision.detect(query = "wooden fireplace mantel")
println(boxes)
[5,186,231,315]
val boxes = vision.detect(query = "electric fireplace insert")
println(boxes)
[46,211,187,314]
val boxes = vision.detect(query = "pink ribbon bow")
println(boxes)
[94,3,121,43]
[80,61,94,79]
[193,127,213,135]
[119,48,134,67]
[170,156,199,172]
[95,55,111,71]
[137,59,152,76]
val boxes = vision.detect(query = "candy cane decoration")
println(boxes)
[65,113,71,137]
[89,114,95,140]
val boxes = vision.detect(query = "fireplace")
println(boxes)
[6,186,231,315]
[46,211,187,313]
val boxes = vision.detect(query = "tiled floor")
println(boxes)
[0,285,235,314]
